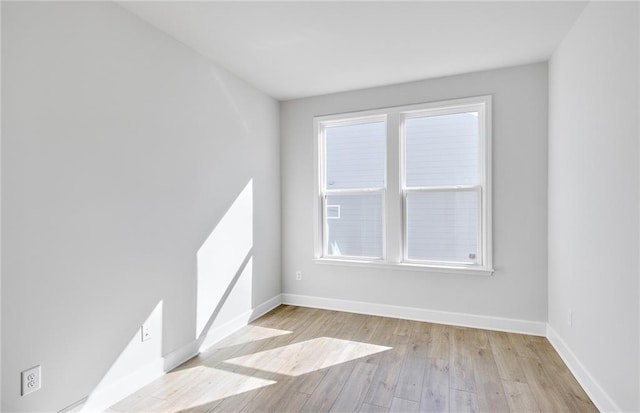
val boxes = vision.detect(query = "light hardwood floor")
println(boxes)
[109,305,598,413]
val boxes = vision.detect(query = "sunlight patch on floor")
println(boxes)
[223,337,391,376]
[150,365,276,411]
[215,325,293,348]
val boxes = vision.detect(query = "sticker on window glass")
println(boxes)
[327,205,341,219]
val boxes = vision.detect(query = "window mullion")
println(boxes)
[386,112,402,264]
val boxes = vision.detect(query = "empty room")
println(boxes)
[1,1,639,412]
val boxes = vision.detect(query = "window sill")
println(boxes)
[313,258,494,276]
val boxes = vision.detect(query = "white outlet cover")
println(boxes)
[21,365,41,396]
[141,323,152,342]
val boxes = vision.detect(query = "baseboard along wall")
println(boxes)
[281,293,547,336]
[59,295,282,413]
[546,325,621,413]
[281,293,618,413]
[62,292,619,413]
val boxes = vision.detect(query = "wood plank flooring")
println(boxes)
[109,305,598,413]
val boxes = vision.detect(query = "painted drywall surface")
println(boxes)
[0,2,3,409]
[548,2,640,411]
[281,63,548,323]
[1,2,280,412]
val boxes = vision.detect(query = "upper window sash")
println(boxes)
[318,114,387,193]
[399,102,487,189]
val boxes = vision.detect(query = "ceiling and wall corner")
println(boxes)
[117,1,587,100]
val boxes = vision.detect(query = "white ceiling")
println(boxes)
[119,1,587,100]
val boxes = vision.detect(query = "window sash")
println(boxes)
[319,116,387,193]
[402,186,482,266]
[321,189,386,260]
[400,102,487,267]
[318,116,387,261]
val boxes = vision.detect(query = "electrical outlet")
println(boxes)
[568,309,573,327]
[21,365,41,396]
[141,322,152,342]
[296,270,302,281]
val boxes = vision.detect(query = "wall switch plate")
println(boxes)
[141,322,152,342]
[21,365,41,396]
[568,309,573,327]
[296,271,302,281]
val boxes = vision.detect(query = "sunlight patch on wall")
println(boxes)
[196,180,253,338]
[79,301,164,412]
[223,337,391,376]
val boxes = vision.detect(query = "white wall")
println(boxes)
[1,2,280,412]
[281,63,548,325]
[0,2,3,408]
[548,2,640,412]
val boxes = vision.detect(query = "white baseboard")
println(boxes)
[62,293,624,413]
[68,359,166,413]
[198,294,283,351]
[163,340,200,372]
[251,294,283,320]
[546,325,621,413]
[59,294,283,413]
[281,293,547,336]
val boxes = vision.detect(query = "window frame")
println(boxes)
[313,96,493,275]
[315,114,388,261]
[400,100,490,269]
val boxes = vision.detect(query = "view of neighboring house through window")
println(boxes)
[322,118,386,259]
[403,110,481,265]
[315,96,492,272]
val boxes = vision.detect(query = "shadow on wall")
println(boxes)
[75,179,255,412]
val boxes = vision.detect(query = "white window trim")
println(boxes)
[315,114,388,261]
[313,95,493,275]
[311,257,494,276]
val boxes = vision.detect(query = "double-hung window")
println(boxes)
[315,96,492,274]
[317,116,387,260]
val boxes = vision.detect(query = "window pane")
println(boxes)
[405,112,478,187]
[406,190,478,264]
[325,121,385,189]
[325,193,383,258]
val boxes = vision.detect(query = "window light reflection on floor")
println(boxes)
[153,365,276,411]
[216,325,293,348]
[223,337,391,376]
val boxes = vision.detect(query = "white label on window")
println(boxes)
[327,205,341,219]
